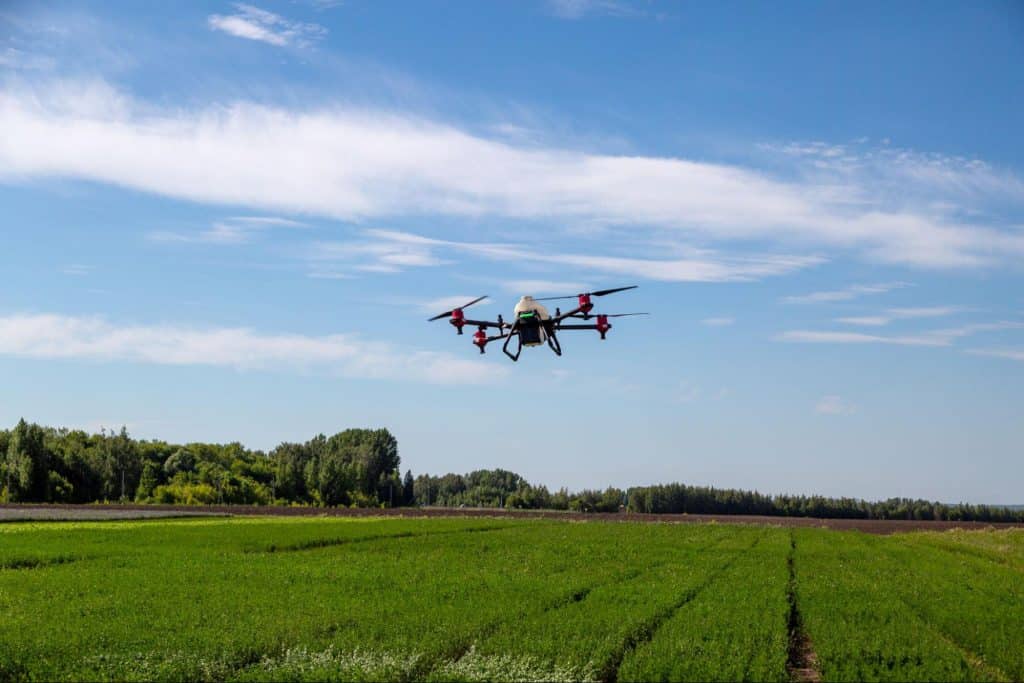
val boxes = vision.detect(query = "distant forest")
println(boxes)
[2,420,1021,523]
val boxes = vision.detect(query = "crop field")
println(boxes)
[1,517,1022,682]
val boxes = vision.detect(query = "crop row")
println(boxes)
[616,529,790,682]
[793,528,1004,682]
[445,526,766,682]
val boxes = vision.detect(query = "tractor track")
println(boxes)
[786,531,820,683]
[251,522,518,554]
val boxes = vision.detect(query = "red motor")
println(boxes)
[596,314,611,339]
[473,328,488,353]
[578,293,593,314]
[450,308,466,334]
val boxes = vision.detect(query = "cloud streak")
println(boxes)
[208,4,326,47]
[816,395,856,415]
[309,229,822,282]
[836,306,966,326]
[148,215,307,245]
[783,282,911,304]
[967,348,1024,362]
[777,321,1024,347]
[2,81,1023,270]
[0,313,501,385]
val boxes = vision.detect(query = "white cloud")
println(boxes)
[148,215,306,245]
[501,280,589,296]
[701,317,735,327]
[816,395,855,415]
[926,321,1024,341]
[836,305,966,326]
[777,330,949,347]
[0,47,56,71]
[967,348,1024,362]
[61,264,92,276]
[208,4,326,47]
[317,229,822,283]
[546,0,636,19]
[3,81,1024,269]
[678,381,700,403]
[778,321,1024,347]
[835,316,890,326]
[783,282,911,304]
[0,313,501,385]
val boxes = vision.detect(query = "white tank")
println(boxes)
[513,296,551,320]
[513,296,550,347]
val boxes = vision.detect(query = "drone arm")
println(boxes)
[462,318,506,329]
[550,306,586,324]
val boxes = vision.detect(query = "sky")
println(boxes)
[1,0,1023,503]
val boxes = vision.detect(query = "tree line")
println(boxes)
[2,419,1021,522]
[624,482,1024,523]
[0,419,407,507]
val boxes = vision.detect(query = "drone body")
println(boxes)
[428,287,646,361]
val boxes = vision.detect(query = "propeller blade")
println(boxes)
[427,295,488,321]
[591,285,638,297]
[535,285,638,301]
[603,312,650,317]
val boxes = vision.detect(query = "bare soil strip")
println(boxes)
[3,503,1022,534]
[786,532,821,683]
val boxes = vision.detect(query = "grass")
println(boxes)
[0,517,1020,681]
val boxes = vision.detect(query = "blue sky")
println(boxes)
[2,0,1023,503]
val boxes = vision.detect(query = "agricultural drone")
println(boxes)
[428,286,646,361]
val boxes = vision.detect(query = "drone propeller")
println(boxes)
[535,285,637,301]
[427,295,488,321]
[602,313,650,317]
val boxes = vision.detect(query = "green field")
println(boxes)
[1,517,1022,682]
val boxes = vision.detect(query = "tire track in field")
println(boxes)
[252,522,523,554]
[599,531,766,683]
[419,533,740,681]
[0,554,82,571]
[786,530,820,683]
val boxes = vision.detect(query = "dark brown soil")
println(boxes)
[2,503,1022,534]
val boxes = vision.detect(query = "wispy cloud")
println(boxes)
[836,305,966,326]
[0,47,56,71]
[701,316,735,327]
[546,0,638,20]
[778,321,1024,347]
[148,216,306,245]
[208,4,326,47]
[816,395,855,415]
[783,282,911,304]
[967,348,1024,362]
[777,330,949,347]
[0,313,500,385]
[61,264,92,276]
[3,81,1024,270]
[311,229,821,282]
[500,280,589,295]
